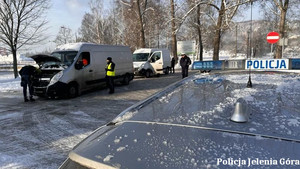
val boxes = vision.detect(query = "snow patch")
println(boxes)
[0,112,21,120]
[114,138,121,144]
[287,119,300,127]
[113,110,138,123]
[103,155,114,162]
[116,147,126,152]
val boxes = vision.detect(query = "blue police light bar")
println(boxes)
[192,61,223,70]
[291,59,300,69]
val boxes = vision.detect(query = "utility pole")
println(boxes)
[170,0,177,62]
[247,0,253,88]
[235,24,238,57]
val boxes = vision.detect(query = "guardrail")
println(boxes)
[0,64,27,70]
[192,59,300,71]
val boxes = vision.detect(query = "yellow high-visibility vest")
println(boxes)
[106,63,115,76]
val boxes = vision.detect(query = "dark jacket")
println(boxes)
[180,56,191,68]
[19,65,36,77]
[171,58,176,67]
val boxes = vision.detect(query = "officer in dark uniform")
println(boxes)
[105,57,115,94]
[180,54,191,79]
[19,65,36,102]
[171,57,176,73]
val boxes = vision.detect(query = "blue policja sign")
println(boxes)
[245,59,289,70]
[192,61,223,70]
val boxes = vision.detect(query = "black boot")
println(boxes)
[24,97,29,102]
[29,96,35,101]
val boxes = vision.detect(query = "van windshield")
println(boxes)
[51,51,78,66]
[133,53,149,62]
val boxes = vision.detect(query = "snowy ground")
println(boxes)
[0,71,187,169]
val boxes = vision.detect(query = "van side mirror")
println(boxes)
[150,58,155,63]
[75,61,83,70]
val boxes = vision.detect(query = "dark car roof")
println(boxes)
[68,72,300,169]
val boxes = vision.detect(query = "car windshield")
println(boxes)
[51,51,78,66]
[133,53,149,62]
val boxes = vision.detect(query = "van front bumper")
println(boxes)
[34,82,68,97]
[47,82,68,97]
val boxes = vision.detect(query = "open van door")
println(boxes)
[149,51,163,74]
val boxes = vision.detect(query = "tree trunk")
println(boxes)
[196,4,203,61]
[12,47,18,78]
[136,0,146,48]
[212,1,225,61]
[170,0,177,62]
[275,0,289,59]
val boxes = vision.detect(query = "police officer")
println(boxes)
[19,65,36,102]
[105,57,115,94]
[180,54,191,78]
[171,57,176,73]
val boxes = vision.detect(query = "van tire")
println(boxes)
[164,67,169,75]
[145,70,152,78]
[68,83,78,98]
[121,74,130,85]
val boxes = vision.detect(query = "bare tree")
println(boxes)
[260,0,300,58]
[120,0,154,48]
[0,0,49,78]
[273,0,289,59]
[78,0,122,45]
[205,0,251,60]
[186,0,206,61]
[54,26,73,46]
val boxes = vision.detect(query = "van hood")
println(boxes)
[133,61,146,69]
[30,54,61,64]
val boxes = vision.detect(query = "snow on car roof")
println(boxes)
[69,71,300,169]
[115,72,300,141]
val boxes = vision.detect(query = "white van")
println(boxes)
[31,43,134,98]
[133,48,171,77]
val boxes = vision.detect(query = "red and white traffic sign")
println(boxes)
[267,32,280,44]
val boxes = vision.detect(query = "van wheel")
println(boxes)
[145,70,152,78]
[121,74,130,85]
[164,67,169,75]
[68,84,78,98]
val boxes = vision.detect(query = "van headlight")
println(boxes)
[48,71,63,86]
[138,63,145,71]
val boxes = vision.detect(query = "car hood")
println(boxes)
[30,54,61,64]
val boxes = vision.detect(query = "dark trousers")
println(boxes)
[106,76,115,93]
[171,66,175,73]
[22,75,33,99]
[181,67,189,78]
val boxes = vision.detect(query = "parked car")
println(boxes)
[133,48,171,77]
[60,71,300,168]
[31,43,134,98]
